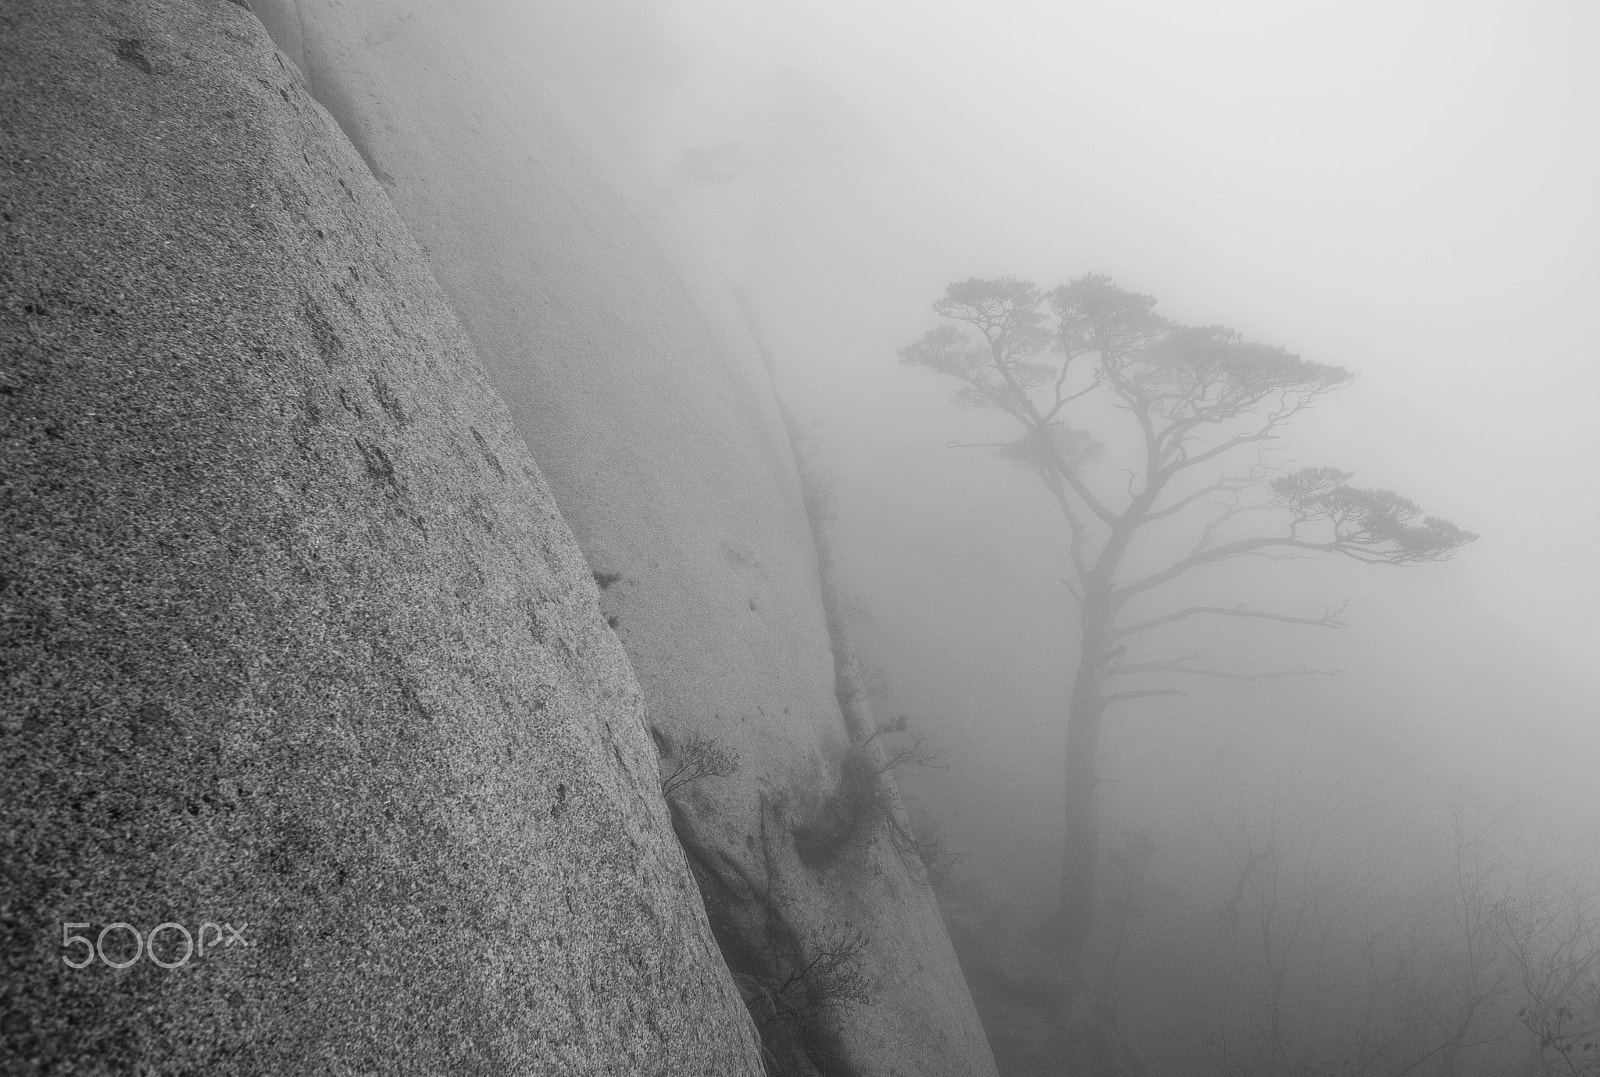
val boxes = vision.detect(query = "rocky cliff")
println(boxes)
[0,2,760,1072]
[2,0,997,1073]
[256,2,997,1073]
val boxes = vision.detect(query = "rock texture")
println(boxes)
[0,2,762,1072]
[260,2,1000,1073]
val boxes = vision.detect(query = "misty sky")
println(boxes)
[641,0,1600,685]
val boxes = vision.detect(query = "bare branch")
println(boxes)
[1116,603,1348,639]
[1157,430,1280,478]
[1061,576,1083,604]
[1145,476,1253,523]
[1109,655,1342,682]
[1102,688,1186,706]
[1113,535,1414,608]
[659,734,739,799]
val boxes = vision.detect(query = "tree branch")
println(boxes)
[1114,536,1405,608]
[1116,603,1348,639]
[1145,477,1250,523]
[1109,656,1342,682]
[1102,688,1186,706]
[1158,430,1279,478]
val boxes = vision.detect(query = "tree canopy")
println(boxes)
[902,275,1476,588]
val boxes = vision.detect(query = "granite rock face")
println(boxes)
[0,2,761,1072]
[261,2,1000,1073]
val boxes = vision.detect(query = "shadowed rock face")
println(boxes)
[262,2,999,1073]
[0,3,761,1073]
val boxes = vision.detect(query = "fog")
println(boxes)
[496,1,1600,1070]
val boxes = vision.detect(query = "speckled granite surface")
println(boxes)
[266,3,999,1073]
[0,2,761,1071]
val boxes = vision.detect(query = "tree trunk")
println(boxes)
[1054,589,1113,974]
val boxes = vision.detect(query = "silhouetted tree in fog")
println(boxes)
[900,276,1476,1004]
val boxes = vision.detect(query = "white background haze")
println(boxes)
[636,0,1600,685]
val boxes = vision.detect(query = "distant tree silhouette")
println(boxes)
[901,275,1475,995]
